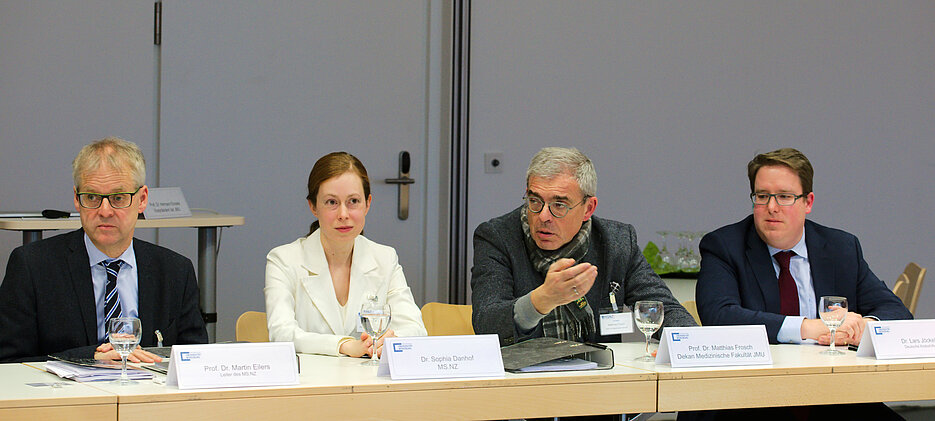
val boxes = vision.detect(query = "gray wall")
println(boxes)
[467,1,935,319]
[0,2,158,261]
[2,1,933,341]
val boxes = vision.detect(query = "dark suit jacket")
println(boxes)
[471,207,695,346]
[696,215,911,343]
[0,229,208,362]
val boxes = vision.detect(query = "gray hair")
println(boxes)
[526,147,597,197]
[72,137,146,189]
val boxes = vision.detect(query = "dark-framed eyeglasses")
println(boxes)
[76,187,142,209]
[750,192,806,207]
[523,195,587,218]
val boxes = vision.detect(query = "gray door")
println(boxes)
[156,1,449,339]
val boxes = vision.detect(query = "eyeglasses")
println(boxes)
[319,197,365,211]
[524,195,587,218]
[750,192,806,207]
[76,187,142,209]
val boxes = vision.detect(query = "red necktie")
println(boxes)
[773,251,799,316]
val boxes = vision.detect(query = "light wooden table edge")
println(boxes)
[115,379,657,420]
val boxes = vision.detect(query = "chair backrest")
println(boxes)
[420,302,474,336]
[235,311,269,342]
[892,274,911,308]
[682,300,701,326]
[901,262,927,315]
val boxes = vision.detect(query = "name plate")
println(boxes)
[378,335,504,380]
[857,320,935,359]
[143,187,192,219]
[656,325,772,367]
[167,342,299,389]
[599,311,633,335]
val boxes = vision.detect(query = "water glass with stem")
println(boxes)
[633,300,664,362]
[359,300,392,366]
[108,316,142,384]
[818,296,848,356]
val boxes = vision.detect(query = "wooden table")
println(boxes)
[84,353,656,420]
[611,342,935,411]
[0,211,245,342]
[0,364,116,421]
[9,342,935,419]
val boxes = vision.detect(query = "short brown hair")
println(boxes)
[305,152,371,235]
[747,148,813,194]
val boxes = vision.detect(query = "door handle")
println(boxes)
[385,151,414,220]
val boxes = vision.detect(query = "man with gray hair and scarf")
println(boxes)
[471,147,695,347]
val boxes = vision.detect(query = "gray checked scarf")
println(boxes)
[521,207,596,342]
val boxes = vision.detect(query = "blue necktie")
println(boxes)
[100,259,123,324]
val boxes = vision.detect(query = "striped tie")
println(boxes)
[101,259,123,323]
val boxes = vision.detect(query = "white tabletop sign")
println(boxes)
[656,325,772,367]
[378,335,504,380]
[143,187,192,219]
[166,342,299,389]
[857,319,935,359]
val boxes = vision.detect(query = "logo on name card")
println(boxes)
[180,351,201,361]
[393,342,413,353]
[671,332,689,342]
[874,326,891,335]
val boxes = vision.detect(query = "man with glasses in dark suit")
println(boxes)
[0,137,207,362]
[696,147,910,419]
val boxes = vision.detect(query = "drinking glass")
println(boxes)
[633,300,664,362]
[108,316,142,384]
[675,232,690,271]
[818,296,848,356]
[656,230,673,268]
[359,300,392,366]
[684,232,700,272]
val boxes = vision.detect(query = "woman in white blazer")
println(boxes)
[265,152,426,357]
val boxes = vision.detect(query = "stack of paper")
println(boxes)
[46,360,153,382]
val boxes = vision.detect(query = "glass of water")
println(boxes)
[359,300,392,366]
[818,296,848,356]
[108,316,142,384]
[633,300,664,362]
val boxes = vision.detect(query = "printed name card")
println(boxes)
[143,187,192,219]
[378,335,504,380]
[656,325,772,367]
[857,320,935,359]
[599,311,633,335]
[166,342,299,389]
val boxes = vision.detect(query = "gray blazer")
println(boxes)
[471,207,695,345]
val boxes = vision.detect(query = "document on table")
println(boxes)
[45,360,154,382]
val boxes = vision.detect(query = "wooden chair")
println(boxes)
[898,262,927,315]
[682,300,701,326]
[892,274,911,308]
[420,302,474,336]
[235,311,269,342]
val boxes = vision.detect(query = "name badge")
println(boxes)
[166,342,299,389]
[857,320,935,359]
[599,311,633,335]
[144,187,192,219]
[378,335,504,380]
[656,325,772,367]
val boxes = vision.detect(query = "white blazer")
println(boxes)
[264,230,427,356]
